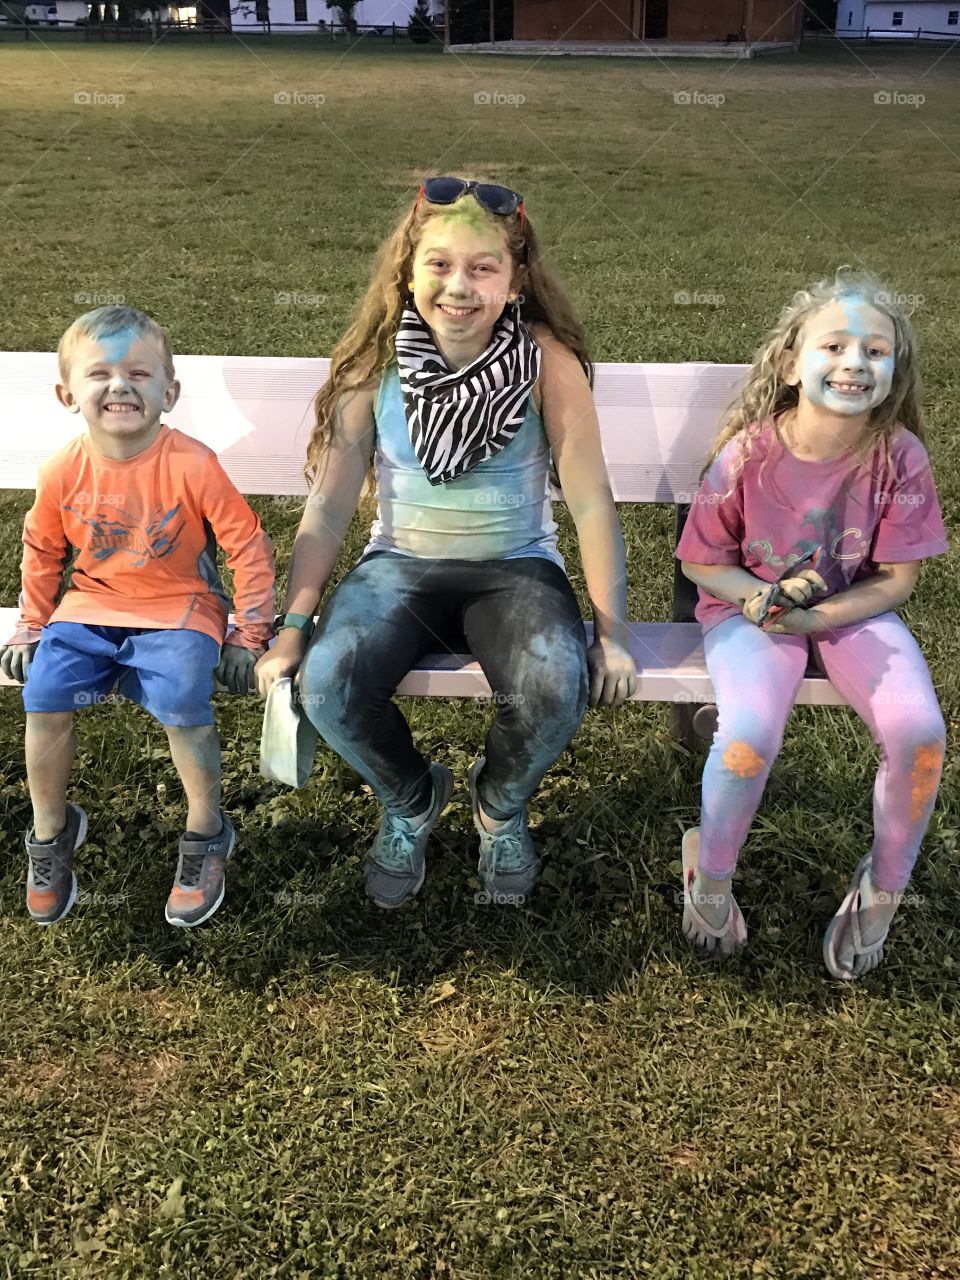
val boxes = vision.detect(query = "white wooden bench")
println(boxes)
[0,352,847,741]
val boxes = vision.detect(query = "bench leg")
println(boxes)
[670,702,718,750]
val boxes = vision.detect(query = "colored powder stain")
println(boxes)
[909,743,943,822]
[434,204,495,234]
[721,740,765,779]
[96,327,136,365]
[528,633,550,661]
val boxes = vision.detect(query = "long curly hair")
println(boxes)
[306,187,592,484]
[705,267,925,488]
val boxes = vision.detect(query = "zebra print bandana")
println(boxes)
[394,302,541,486]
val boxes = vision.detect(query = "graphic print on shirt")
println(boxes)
[747,505,868,585]
[62,501,186,568]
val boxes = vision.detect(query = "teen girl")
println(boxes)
[256,177,636,908]
[677,269,947,978]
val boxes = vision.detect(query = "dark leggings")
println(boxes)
[299,553,589,819]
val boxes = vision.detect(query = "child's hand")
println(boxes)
[766,606,824,636]
[254,629,308,700]
[587,635,637,707]
[742,570,827,628]
[216,643,259,694]
[0,643,38,684]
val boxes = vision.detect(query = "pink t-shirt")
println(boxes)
[675,420,948,632]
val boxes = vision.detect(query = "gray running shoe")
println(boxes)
[468,758,540,905]
[25,803,87,925]
[165,814,236,928]
[365,763,453,909]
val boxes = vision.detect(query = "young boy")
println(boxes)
[0,306,276,928]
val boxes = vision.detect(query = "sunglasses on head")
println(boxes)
[416,177,525,224]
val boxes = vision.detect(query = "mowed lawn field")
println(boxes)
[1,36,960,1278]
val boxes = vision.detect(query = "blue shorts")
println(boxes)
[22,623,220,727]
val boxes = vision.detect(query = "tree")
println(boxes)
[326,1,357,34]
[409,0,433,42]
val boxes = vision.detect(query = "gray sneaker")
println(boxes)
[165,814,236,928]
[468,758,540,905]
[365,763,453,909]
[25,803,87,925]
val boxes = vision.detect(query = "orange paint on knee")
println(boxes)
[910,743,944,822]
[722,740,766,779]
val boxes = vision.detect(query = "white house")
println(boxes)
[24,1,90,22]
[836,0,960,34]
[232,0,441,32]
[25,1,180,23]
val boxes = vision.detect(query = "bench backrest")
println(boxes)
[0,353,748,500]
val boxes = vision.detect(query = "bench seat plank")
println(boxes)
[0,609,846,707]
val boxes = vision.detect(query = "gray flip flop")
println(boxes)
[822,852,888,981]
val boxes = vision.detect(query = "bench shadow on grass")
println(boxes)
[3,698,955,1012]
[116,729,959,1015]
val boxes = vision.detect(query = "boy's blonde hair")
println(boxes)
[306,186,591,484]
[705,267,925,484]
[58,306,176,382]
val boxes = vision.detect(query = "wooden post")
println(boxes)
[443,0,449,48]
[489,0,494,43]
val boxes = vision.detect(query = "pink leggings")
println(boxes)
[700,612,945,892]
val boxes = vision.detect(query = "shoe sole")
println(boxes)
[30,807,87,926]
[165,825,236,929]
[368,765,453,910]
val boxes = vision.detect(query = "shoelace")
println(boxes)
[177,853,207,889]
[381,829,418,871]
[29,852,56,890]
[486,831,530,873]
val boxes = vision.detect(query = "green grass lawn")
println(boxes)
[1,37,959,1278]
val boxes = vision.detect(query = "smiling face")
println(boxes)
[56,328,180,454]
[786,298,896,419]
[410,206,516,355]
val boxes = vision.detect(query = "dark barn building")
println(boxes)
[447,0,804,46]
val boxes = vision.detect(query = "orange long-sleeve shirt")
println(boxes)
[7,426,275,652]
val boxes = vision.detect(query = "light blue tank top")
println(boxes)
[361,364,563,567]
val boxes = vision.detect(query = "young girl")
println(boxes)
[676,269,948,978]
[256,177,636,908]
